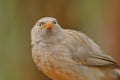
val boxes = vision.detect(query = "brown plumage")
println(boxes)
[31,17,120,80]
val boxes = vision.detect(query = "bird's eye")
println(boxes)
[39,23,42,26]
[53,21,57,24]
[38,22,44,26]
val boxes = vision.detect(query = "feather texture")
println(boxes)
[31,17,120,80]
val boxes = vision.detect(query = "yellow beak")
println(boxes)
[44,22,54,29]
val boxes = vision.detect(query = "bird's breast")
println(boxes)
[32,44,86,80]
[32,44,116,80]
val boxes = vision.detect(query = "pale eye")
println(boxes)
[38,22,45,26]
[53,21,57,24]
[39,23,42,26]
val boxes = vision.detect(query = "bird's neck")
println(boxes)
[43,35,64,44]
[42,29,66,44]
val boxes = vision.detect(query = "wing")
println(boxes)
[65,29,118,67]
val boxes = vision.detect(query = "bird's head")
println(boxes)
[31,17,65,45]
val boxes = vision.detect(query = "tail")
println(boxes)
[114,69,120,79]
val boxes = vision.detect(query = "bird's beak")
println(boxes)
[44,22,54,29]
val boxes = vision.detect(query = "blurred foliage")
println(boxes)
[0,0,120,80]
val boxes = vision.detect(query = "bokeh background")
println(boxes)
[0,0,120,80]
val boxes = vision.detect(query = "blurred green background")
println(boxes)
[0,0,120,80]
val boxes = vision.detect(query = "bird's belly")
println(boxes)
[32,47,117,80]
[34,54,98,80]
[41,66,81,80]
[39,60,86,80]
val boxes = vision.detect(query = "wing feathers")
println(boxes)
[65,29,118,67]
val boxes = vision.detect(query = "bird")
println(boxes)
[31,17,120,80]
